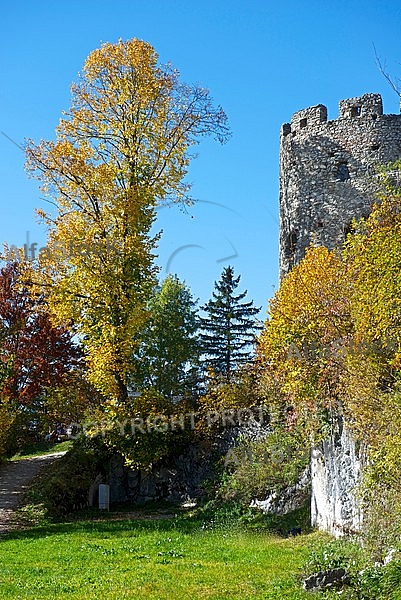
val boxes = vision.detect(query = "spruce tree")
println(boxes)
[199,266,261,380]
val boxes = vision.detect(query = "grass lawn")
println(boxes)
[8,440,73,461]
[0,515,321,599]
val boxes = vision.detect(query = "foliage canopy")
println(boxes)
[25,38,229,404]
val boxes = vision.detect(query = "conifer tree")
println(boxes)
[132,275,201,399]
[199,266,261,380]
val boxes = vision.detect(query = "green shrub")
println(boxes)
[194,497,310,537]
[32,443,108,516]
[359,464,401,562]
[303,538,401,599]
[304,537,363,574]
[218,426,309,506]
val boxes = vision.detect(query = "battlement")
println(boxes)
[339,93,383,119]
[289,104,327,132]
[282,93,385,136]
[279,92,401,277]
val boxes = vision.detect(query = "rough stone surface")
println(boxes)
[303,568,349,591]
[311,418,363,537]
[109,442,212,504]
[108,420,271,504]
[88,473,104,507]
[250,466,310,515]
[109,443,218,504]
[279,93,401,276]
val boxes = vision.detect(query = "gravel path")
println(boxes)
[0,452,65,533]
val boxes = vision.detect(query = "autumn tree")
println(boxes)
[340,164,401,444]
[199,266,261,382]
[25,38,230,407]
[344,166,401,365]
[0,262,82,454]
[132,275,201,399]
[256,245,353,436]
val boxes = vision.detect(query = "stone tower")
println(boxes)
[279,93,401,537]
[279,93,401,276]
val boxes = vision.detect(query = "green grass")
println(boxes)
[0,516,321,599]
[8,440,73,461]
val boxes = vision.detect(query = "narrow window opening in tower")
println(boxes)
[286,230,298,257]
[337,163,350,182]
[300,118,307,128]
[343,221,354,238]
[351,106,361,117]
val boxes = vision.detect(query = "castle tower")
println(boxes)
[279,93,401,537]
[279,93,401,276]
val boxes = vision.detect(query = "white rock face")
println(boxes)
[250,467,310,515]
[311,422,363,537]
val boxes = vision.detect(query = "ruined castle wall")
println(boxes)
[279,93,401,275]
[279,94,401,536]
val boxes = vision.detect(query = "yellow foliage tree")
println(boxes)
[257,245,353,437]
[344,167,401,368]
[25,39,229,404]
[340,164,401,446]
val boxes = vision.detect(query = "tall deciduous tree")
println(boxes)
[199,266,261,381]
[25,38,229,404]
[132,275,200,399]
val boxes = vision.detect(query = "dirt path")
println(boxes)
[0,452,65,533]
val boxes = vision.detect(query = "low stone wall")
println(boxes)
[106,420,271,505]
[91,417,360,533]
[108,442,213,504]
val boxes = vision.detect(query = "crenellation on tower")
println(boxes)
[279,93,401,276]
[290,104,328,131]
[338,93,383,119]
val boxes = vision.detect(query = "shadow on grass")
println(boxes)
[2,500,312,545]
[2,497,203,541]
[0,511,203,543]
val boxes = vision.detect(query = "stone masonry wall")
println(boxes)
[279,93,401,276]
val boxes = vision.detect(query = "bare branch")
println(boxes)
[373,44,401,111]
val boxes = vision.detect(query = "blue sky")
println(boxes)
[1,0,401,315]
